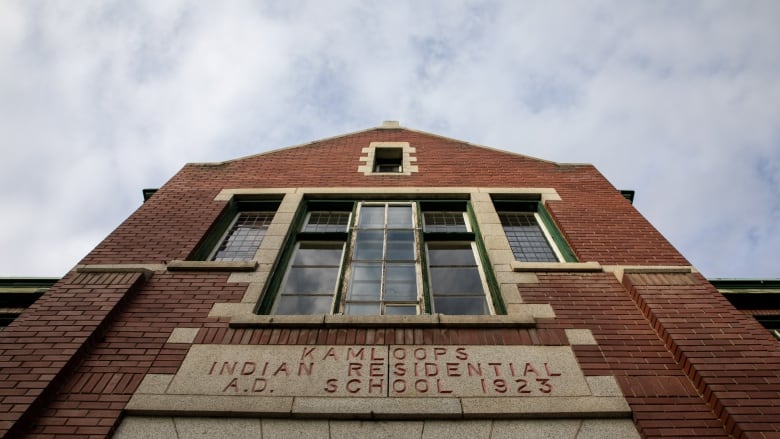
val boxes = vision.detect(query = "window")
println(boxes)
[373,147,403,173]
[212,211,275,261]
[494,200,574,263]
[262,200,498,316]
[191,199,279,261]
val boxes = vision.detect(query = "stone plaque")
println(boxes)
[167,345,591,398]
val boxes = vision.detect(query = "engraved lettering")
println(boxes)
[274,362,290,376]
[347,347,365,360]
[368,378,383,394]
[241,362,256,375]
[220,362,237,375]
[324,379,338,393]
[369,362,383,377]
[346,379,361,393]
[544,363,561,377]
[524,362,539,377]
[252,378,268,392]
[222,377,238,392]
[436,379,453,394]
[323,347,338,360]
[455,347,468,360]
[467,363,483,376]
[348,362,362,377]
[446,362,461,377]
[301,347,316,361]
[298,362,313,376]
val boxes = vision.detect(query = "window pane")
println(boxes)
[385,263,417,300]
[427,245,476,266]
[386,230,415,260]
[302,211,349,233]
[292,242,344,266]
[387,206,413,228]
[423,212,467,233]
[345,303,380,315]
[434,297,488,315]
[275,296,333,315]
[213,211,275,261]
[348,263,381,300]
[499,212,558,262]
[430,267,483,294]
[354,230,384,260]
[359,206,385,228]
[385,305,417,315]
[283,267,340,294]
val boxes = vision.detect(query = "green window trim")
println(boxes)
[535,203,577,263]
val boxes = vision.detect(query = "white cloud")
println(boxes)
[0,0,778,278]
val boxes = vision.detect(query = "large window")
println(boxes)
[494,200,574,263]
[263,200,497,316]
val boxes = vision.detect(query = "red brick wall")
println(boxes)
[80,128,687,267]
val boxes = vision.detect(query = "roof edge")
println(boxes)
[185,122,594,168]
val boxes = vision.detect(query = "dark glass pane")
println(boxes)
[385,264,417,300]
[387,206,413,228]
[385,305,418,315]
[282,267,339,294]
[348,263,381,300]
[430,267,483,295]
[433,297,488,315]
[275,296,333,315]
[354,230,384,260]
[359,206,385,228]
[427,245,476,266]
[386,230,414,260]
[292,243,343,266]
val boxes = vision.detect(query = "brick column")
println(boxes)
[623,272,780,438]
[0,270,149,438]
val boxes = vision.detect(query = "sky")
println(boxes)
[0,0,778,279]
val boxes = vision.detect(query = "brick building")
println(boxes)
[1,122,779,438]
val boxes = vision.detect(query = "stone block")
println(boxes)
[113,416,176,439]
[167,328,200,344]
[175,417,261,439]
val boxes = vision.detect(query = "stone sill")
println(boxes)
[125,394,631,419]
[166,260,258,272]
[512,261,602,273]
[228,313,535,328]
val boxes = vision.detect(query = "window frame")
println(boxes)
[493,199,576,263]
[258,198,504,316]
[189,198,280,261]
